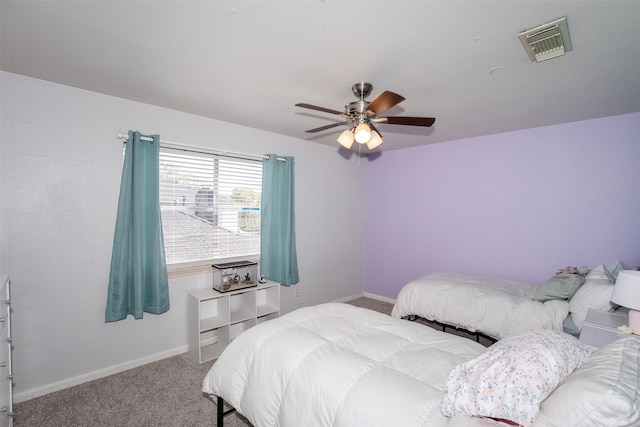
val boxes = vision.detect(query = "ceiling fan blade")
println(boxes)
[368,122,382,136]
[383,116,436,127]
[366,91,405,115]
[305,122,349,133]
[295,103,346,116]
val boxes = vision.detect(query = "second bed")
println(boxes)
[391,271,581,340]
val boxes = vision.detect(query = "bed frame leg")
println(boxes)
[217,396,224,427]
[215,395,238,426]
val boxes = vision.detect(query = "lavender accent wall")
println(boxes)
[364,113,640,299]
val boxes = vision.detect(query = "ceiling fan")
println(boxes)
[295,82,435,150]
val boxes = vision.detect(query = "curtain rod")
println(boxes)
[116,132,286,162]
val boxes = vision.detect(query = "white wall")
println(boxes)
[0,71,366,401]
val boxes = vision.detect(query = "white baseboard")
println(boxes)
[333,294,362,303]
[335,292,396,305]
[362,292,396,305]
[14,344,189,403]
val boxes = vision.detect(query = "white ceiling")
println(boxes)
[2,1,639,152]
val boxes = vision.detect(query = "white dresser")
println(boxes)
[0,276,12,427]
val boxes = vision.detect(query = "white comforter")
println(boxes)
[391,272,569,340]
[203,303,495,427]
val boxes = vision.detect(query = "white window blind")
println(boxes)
[159,147,262,265]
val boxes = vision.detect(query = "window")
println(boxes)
[159,147,262,266]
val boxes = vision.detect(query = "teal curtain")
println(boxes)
[260,154,299,286]
[105,130,170,322]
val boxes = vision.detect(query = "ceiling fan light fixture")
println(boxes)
[354,123,372,144]
[366,130,383,150]
[296,82,436,151]
[337,129,355,149]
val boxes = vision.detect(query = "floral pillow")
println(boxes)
[440,330,594,427]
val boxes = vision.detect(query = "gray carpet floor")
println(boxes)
[14,297,490,426]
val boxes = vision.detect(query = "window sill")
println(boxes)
[167,256,259,279]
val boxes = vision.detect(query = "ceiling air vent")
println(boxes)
[518,17,572,63]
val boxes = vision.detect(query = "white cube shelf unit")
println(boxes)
[189,281,280,363]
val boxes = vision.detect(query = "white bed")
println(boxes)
[202,302,640,427]
[392,265,623,341]
[391,272,569,340]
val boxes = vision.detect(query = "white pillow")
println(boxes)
[440,330,593,427]
[536,336,640,426]
[569,262,620,330]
